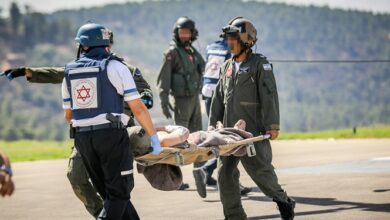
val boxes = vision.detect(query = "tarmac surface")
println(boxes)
[0,139,389,219]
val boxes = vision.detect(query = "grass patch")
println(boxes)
[0,140,73,162]
[279,125,390,140]
[0,125,389,162]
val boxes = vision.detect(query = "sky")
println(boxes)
[0,0,389,16]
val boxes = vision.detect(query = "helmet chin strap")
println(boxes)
[76,45,82,59]
[233,42,249,60]
[233,48,246,60]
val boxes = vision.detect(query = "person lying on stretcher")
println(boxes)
[130,119,252,158]
[127,120,254,191]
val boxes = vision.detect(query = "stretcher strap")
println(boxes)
[136,148,183,166]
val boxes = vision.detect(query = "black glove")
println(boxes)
[140,91,153,109]
[4,67,26,80]
[162,106,172,119]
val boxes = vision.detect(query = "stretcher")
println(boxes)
[136,134,270,166]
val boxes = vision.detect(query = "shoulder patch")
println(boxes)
[110,53,125,62]
[165,52,173,61]
[226,66,233,77]
[259,53,268,59]
[263,63,272,71]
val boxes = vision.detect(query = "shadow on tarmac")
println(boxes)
[246,195,390,219]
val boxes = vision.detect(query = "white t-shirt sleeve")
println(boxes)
[61,78,71,109]
[107,60,140,102]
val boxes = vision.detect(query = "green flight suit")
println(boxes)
[209,52,289,220]
[157,39,205,132]
[27,62,152,218]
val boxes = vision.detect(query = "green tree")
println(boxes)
[10,2,21,36]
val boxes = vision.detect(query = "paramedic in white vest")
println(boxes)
[202,35,231,115]
[62,23,162,220]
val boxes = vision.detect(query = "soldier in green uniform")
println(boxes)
[157,16,205,132]
[209,17,296,220]
[157,16,205,189]
[3,31,153,218]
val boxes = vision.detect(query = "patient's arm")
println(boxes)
[156,126,190,147]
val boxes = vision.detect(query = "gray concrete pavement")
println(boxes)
[0,139,389,219]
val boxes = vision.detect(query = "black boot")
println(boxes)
[239,184,252,196]
[193,168,207,198]
[275,197,296,220]
[177,183,189,190]
[206,176,217,186]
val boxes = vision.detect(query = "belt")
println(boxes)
[75,123,124,132]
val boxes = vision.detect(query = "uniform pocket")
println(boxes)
[239,101,259,116]
[239,101,259,107]
[264,77,276,93]
[171,74,187,96]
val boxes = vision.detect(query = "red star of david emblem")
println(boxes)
[210,62,218,71]
[76,85,91,102]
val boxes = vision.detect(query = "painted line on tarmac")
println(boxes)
[371,156,390,161]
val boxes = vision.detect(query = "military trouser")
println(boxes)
[174,94,204,168]
[217,139,289,220]
[174,95,202,133]
[67,147,103,218]
[204,97,212,117]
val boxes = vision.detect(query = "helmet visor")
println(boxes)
[222,25,241,34]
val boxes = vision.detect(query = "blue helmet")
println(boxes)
[75,23,110,47]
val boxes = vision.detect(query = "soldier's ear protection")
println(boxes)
[191,28,198,42]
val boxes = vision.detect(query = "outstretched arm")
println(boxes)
[3,67,64,83]
[27,67,65,83]
[156,126,189,147]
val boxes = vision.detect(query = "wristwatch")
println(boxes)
[0,164,13,176]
